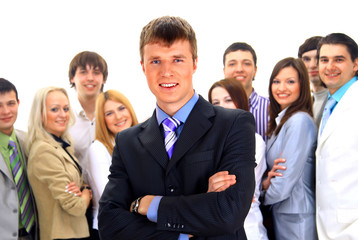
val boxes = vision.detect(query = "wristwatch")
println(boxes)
[131,197,143,214]
[80,186,91,191]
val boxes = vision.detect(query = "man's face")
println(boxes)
[302,49,321,86]
[141,40,197,115]
[0,91,19,136]
[223,50,257,91]
[319,44,358,94]
[70,64,105,100]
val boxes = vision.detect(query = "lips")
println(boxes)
[325,72,340,78]
[115,120,126,127]
[160,83,178,88]
[309,71,319,76]
[234,75,246,80]
[0,116,13,122]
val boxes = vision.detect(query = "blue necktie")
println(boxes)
[162,117,181,159]
[320,97,337,135]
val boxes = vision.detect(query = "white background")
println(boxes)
[1,0,357,131]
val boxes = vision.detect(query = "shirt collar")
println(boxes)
[248,89,258,108]
[156,91,199,125]
[330,76,357,103]
[275,107,288,126]
[0,129,16,149]
[51,134,70,149]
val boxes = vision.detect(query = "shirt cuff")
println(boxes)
[147,196,162,223]
[179,233,189,240]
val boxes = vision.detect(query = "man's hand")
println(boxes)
[262,158,286,190]
[130,195,155,216]
[207,171,236,193]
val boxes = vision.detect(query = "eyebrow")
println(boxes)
[320,55,346,59]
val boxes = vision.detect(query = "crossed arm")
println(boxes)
[131,171,237,215]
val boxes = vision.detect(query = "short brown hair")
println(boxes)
[267,57,313,136]
[68,51,108,90]
[139,16,197,62]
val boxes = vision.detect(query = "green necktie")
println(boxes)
[9,139,35,233]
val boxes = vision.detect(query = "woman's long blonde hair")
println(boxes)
[95,90,138,155]
[27,87,75,152]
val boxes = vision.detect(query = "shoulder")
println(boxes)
[89,140,107,153]
[29,138,59,158]
[287,111,314,125]
[284,111,316,135]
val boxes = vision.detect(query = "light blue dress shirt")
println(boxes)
[329,76,357,112]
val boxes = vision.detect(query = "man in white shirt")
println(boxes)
[68,51,108,181]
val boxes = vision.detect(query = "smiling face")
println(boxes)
[44,91,70,137]
[223,50,257,94]
[141,40,197,116]
[210,86,236,109]
[104,100,132,135]
[319,44,358,95]
[70,64,105,101]
[0,91,19,136]
[271,66,300,111]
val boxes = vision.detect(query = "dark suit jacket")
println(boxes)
[98,96,256,240]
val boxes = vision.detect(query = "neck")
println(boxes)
[245,87,253,99]
[311,84,326,93]
[78,94,97,121]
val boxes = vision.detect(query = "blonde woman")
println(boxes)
[27,87,91,240]
[87,90,138,238]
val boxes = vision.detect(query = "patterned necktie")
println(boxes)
[9,139,35,233]
[162,117,181,159]
[320,97,337,135]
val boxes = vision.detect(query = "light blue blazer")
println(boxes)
[264,111,317,239]
[264,111,317,214]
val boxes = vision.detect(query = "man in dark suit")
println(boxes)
[98,16,256,239]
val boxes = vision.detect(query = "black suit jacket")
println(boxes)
[98,96,256,240]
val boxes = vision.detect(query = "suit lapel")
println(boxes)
[266,133,278,154]
[0,154,14,182]
[138,112,169,170]
[166,97,215,174]
[319,81,358,145]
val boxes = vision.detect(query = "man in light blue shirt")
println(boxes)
[316,33,358,240]
[98,16,256,240]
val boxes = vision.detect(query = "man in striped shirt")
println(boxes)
[223,42,269,142]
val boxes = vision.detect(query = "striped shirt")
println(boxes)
[249,89,269,142]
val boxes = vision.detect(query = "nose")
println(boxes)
[235,63,243,72]
[278,82,286,91]
[326,60,335,71]
[59,109,67,117]
[114,111,122,119]
[87,71,94,81]
[161,61,173,77]
[0,105,10,114]
[309,58,318,69]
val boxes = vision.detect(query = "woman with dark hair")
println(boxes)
[262,57,317,239]
[208,78,268,240]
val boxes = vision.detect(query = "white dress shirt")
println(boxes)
[87,140,112,230]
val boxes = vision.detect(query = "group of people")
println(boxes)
[1,15,357,240]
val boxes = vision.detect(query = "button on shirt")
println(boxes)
[147,91,199,240]
[69,96,95,182]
